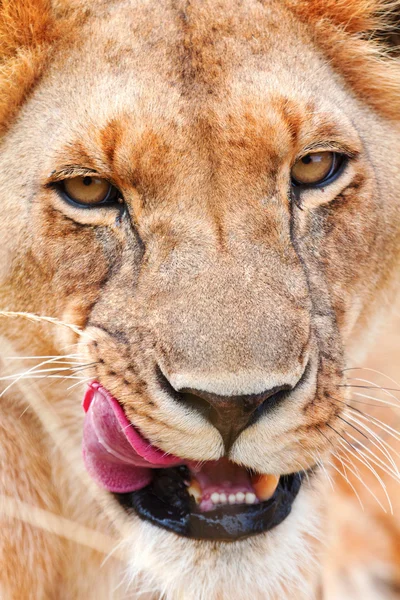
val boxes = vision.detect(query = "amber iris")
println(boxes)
[63,176,118,206]
[291,152,339,186]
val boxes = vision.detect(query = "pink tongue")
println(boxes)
[82,382,182,493]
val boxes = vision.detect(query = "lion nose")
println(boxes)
[178,385,291,450]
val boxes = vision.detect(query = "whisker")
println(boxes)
[337,415,369,441]
[2,354,81,369]
[353,390,400,407]
[326,423,393,512]
[344,376,400,395]
[100,538,129,569]
[4,355,81,361]
[0,362,96,399]
[18,405,31,419]
[0,311,85,337]
[67,377,93,391]
[337,436,394,513]
[340,384,400,393]
[328,394,400,432]
[342,412,400,472]
[346,378,400,400]
[343,429,399,482]
[4,374,85,380]
[345,406,400,443]
[47,375,85,379]
[349,398,398,409]
[339,442,392,513]
[336,449,387,513]
[316,425,365,508]
[70,362,98,372]
[337,413,399,473]
[0,367,85,381]
[316,457,334,490]
[327,459,364,511]
[0,355,84,399]
[327,393,400,453]
[343,368,400,389]
[351,396,400,409]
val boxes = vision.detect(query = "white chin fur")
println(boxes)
[118,480,323,600]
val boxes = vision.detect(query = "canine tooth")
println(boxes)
[236,492,245,503]
[219,493,227,504]
[187,478,202,503]
[228,494,236,504]
[245,492,256,504]
[211,492,220,504]
[251,474,280,502]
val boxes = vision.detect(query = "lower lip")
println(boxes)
[114,470,304,541]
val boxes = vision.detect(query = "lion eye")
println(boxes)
[61,176,120,207]
[291,152,343,187]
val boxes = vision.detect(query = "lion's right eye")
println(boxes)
[60,176,121,207]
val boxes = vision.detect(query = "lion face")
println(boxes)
[1,0,400,597]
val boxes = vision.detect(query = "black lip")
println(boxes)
[114,468,304,542]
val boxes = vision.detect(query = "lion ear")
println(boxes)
[0,0,56,136]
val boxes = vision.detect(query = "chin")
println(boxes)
[116,479,323,600]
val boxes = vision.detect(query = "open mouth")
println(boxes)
[82,382,303,541]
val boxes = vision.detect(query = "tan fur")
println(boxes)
[0,0,400,598]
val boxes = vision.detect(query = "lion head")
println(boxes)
[1,0,400,597]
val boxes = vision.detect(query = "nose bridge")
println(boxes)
[151,242,311,397]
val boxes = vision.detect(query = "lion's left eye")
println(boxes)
[60,176,121,207]
[291,152,344,187]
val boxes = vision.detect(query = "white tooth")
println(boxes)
[228,494,236,505]
[219,493,227,504]
[245,492,256,504]
[211,492,220,504]
[236,492,245,503]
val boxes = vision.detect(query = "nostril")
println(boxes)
[179,391,214,421]
[175,384,293,450]
[179,385,292,416]
[178,385,292,450]
[154,363,308,450]
[247,387,291,427]
[155,365,223,420]
[155,365,182,400]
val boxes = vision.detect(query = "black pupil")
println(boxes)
[301,155,312,165]
[83,176,92,186]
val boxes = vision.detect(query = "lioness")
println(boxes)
[1,0,400,598]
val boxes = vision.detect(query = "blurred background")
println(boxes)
[323,305,400,599]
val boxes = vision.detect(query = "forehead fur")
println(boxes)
[0,0,399,138]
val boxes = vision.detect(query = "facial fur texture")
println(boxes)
[0,0,400,598]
